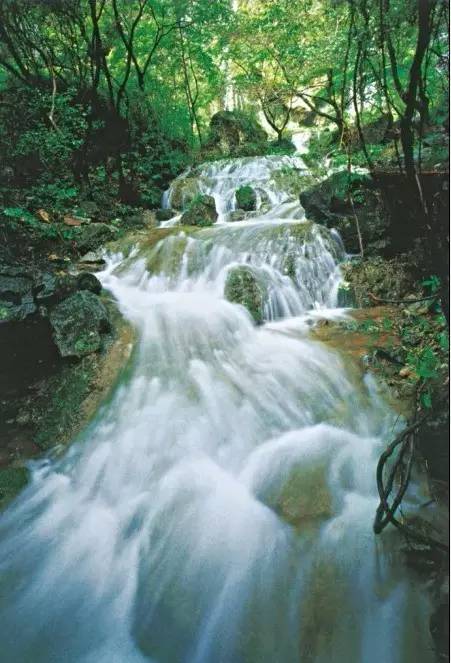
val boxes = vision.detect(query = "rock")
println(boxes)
[49,290,110,358]
[224,265,264,324]
[155,208,176,222]
[208,110,267,155]
[142,210,157,227]
[79,250,106,267]
[77,200,100,218]
[169,176,200,210]
[299,172,387,255]
[0,268,36,322]
[0,467,29,508]
[127,210,157,229]
[75,223,116,253]
[76,272,102,295]
[342,257,417,308]
[399,366,411,378]
[180,195,217,227]
[229,210,247,222]
[34,272,59,303]
[235,185,257,211]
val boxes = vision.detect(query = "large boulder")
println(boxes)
[299,172,387,255]
[207,110,267,155]
[235,185,257,212]
[75,222,117,253]
[49,290,110,358]
[180,195,217,227]
[224,266,264,324]
[168,176,200,211]
[155,208,176,222]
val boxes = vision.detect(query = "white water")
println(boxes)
[164,154,308,223]
[0,155,433,662]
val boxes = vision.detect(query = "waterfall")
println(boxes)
[0,155,433,663]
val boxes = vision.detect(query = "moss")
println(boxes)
[342,256,419,307]
[180,194,217,227]
[33,298,134,450]
[270,166,306,198]
[33,356,97,450]
[0,466,29,508]
[224,266,264,324]
[235,185,256,211]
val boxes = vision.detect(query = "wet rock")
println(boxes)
[155,208,175,222]
[229,210,247,222]
[0,266,36,322]
[142,210,157,227]
[0,467,29,509]
[49,290,110,358]
[76,272,102,295]
[34,272,58,303]
[180,195,217,227]
[224,265,264,324]
[78,251,106,271]
[169,176,200,210]
[75,223,117,253]
[127,209,157,229]
[235,185,257,211]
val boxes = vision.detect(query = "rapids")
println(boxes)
[0,154,433,662]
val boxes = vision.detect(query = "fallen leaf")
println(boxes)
[36,208,51,223]
[63,215,82,227]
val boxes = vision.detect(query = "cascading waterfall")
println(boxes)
[163,154,308,223]
[0,155,433,663]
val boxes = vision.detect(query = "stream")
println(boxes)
[0,154,434,662]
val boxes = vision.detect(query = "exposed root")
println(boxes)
[373,409,448,553]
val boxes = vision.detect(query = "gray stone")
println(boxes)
[50,290,110,358]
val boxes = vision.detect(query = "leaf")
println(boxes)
[36,208,51,223]
[63,215,82,227]
[420,391,433,409]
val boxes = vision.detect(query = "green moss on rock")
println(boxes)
[224,265,264,324]
[0,466,29,508]
[180,194,217,227]
[235,185,257,211]
[49,290,111,358]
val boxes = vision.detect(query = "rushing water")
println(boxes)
[0,156,433,662]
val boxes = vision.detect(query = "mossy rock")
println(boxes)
[155,208,176,221]
[235,185,257,211]
[33,299,134,451]
[168,176,200,210]
[0,268,36,321]
[229,210,247,222]
[270,166,305,198]
[208,110,267,155]
[0,466,29,508]
[75,222,117,253]
[224,265,264,324]
[342,257,418,307]
[49,290,111,358]
[180,194,217,227]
